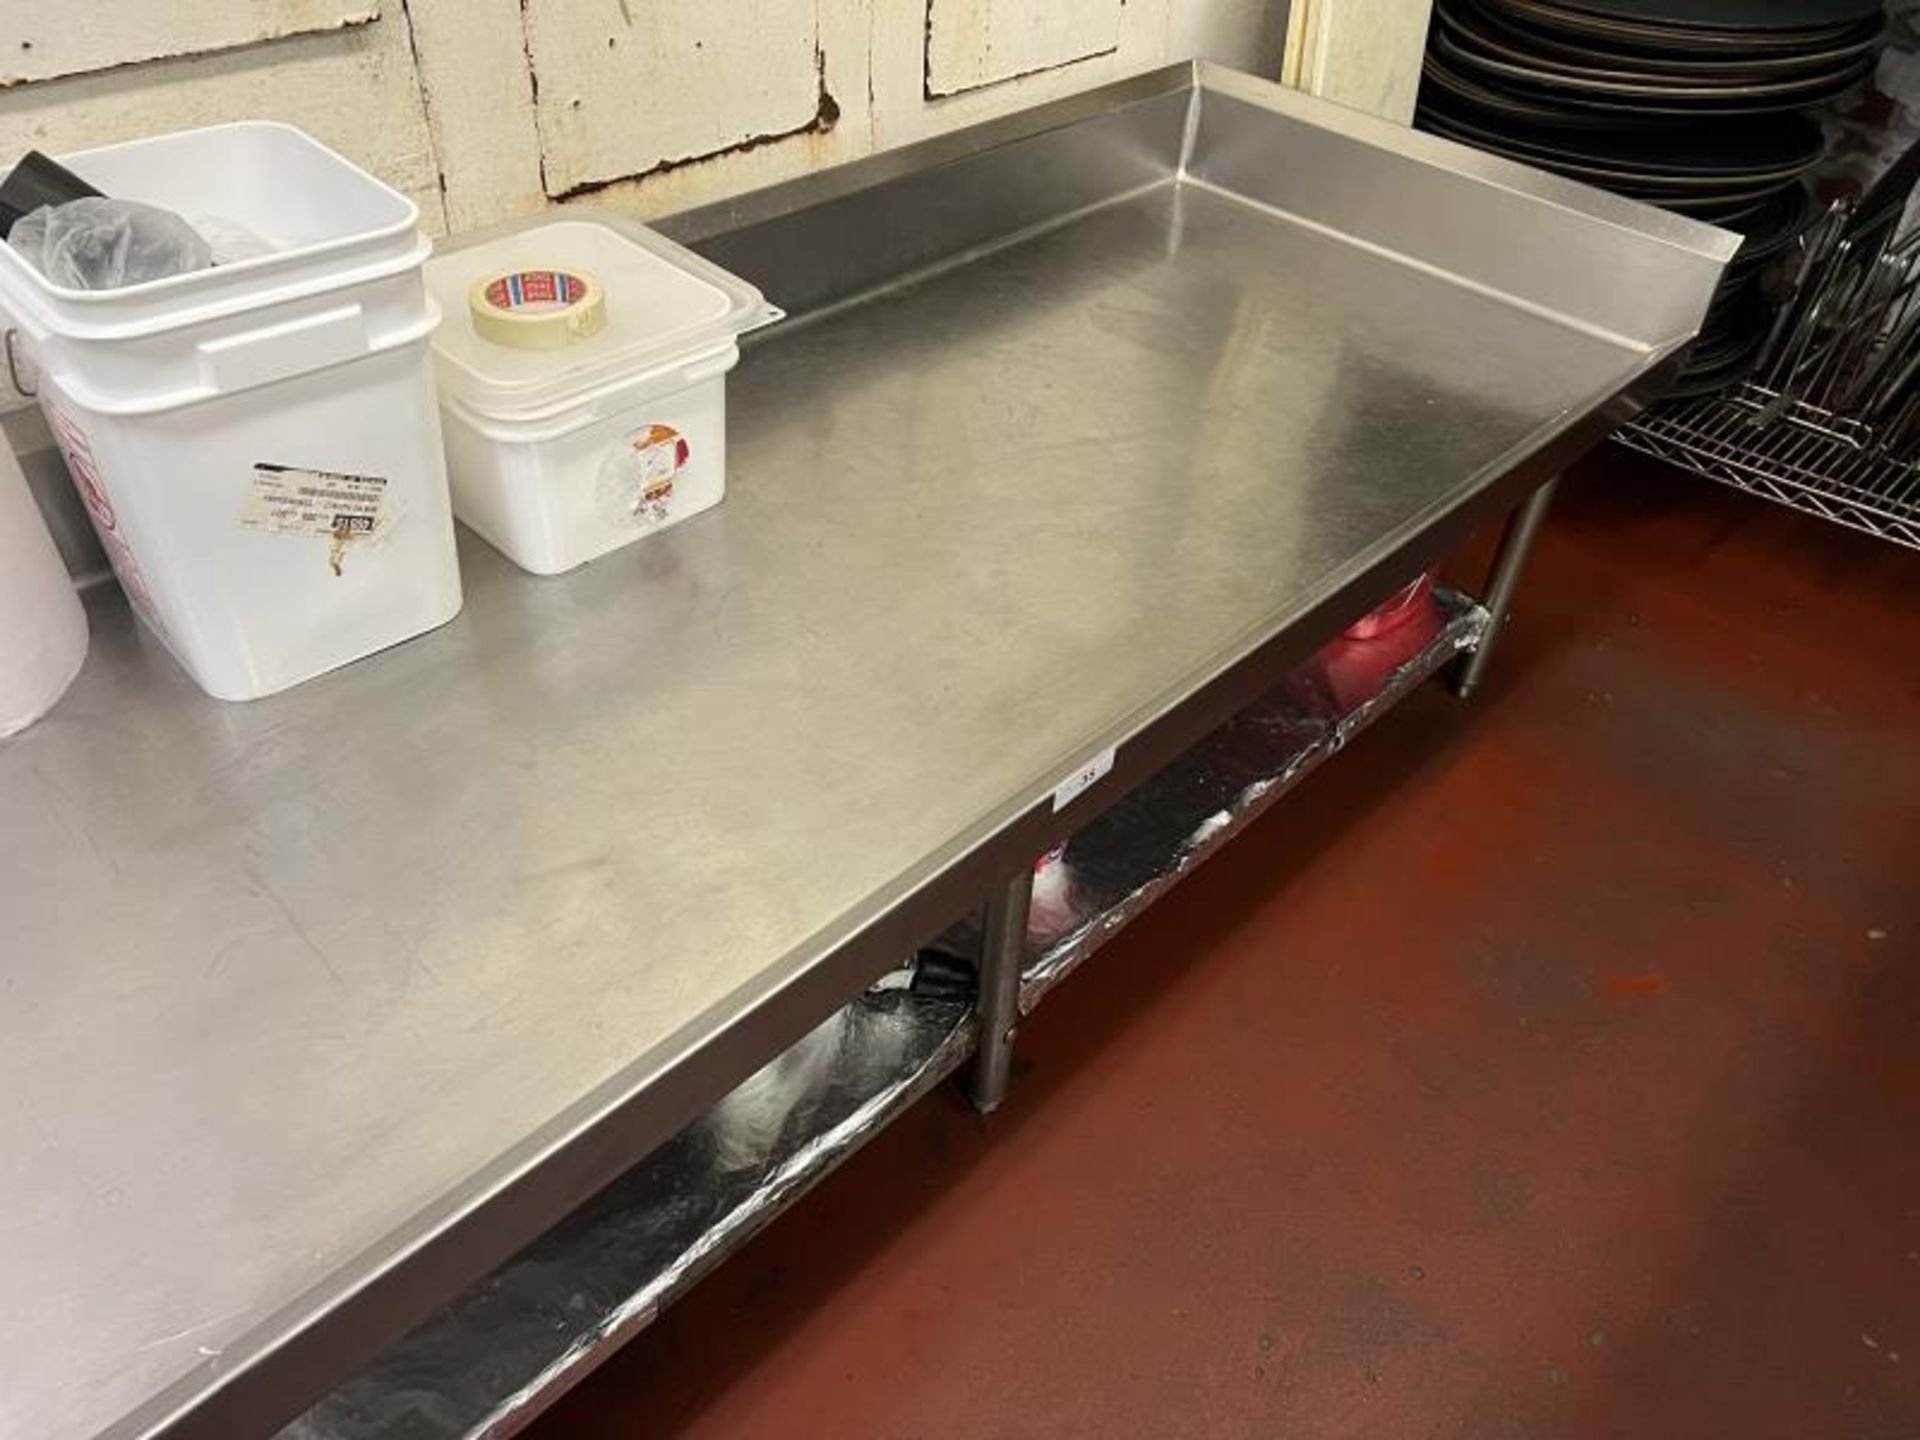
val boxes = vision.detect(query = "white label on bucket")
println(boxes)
[239,464,388,576]
[1051,745,1116,812]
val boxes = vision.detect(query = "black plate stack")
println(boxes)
[1417,0,1886,396]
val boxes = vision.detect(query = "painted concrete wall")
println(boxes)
[0,0,1288,238]
[1280,0,1432,124]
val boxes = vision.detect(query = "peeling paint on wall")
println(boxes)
[0,0,1291,244]
[0,19,446,230]
[0,2,381,88]
[524,0,836,197]
[397,0,545,233]
[548,47,842,202]
[924,0,1124,98]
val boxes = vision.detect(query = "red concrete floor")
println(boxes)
[529,451,1920,1440]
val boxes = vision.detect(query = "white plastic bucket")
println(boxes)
[0,122,462,701]
[0,442,87,737]
[0,121,424,340]
[424,216,776,576]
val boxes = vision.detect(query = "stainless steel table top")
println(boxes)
[0,65,1732,1440]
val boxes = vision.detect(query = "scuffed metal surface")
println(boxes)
[1020,588,1488,1013]
[282,967,972,1440]
[283,589,1483,1440]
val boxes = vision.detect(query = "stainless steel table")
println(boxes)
[0,63,1733,1440]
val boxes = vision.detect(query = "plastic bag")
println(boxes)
[9,197,212,289]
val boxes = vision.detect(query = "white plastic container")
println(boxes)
[424,216,776,576]
[0,122,461,701]
[0,442,87,737]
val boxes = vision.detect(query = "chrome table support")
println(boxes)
[1454,477,1560,700]
[968,868,1036,1114]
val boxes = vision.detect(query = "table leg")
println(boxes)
[1454,477,1559,700]
[967,866,1034,1114]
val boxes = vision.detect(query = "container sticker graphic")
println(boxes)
[597,423,689,529]
[44,400,165,637]
[239,463,388,576]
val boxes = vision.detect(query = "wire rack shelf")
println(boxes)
[1616,382,1920,551]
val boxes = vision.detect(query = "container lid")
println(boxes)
[424,215,777,418]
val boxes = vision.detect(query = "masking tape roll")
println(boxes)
[469,267,607,349]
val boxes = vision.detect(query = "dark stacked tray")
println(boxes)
[1418,0,1885,396]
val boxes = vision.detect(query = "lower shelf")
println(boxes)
[1019,587,1487,1012]
[281,975,974,1440]
[286,588,1486,1440]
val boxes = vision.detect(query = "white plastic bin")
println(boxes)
[424,216,776,576]
[0,122,461,701]
[0,442,87,737]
